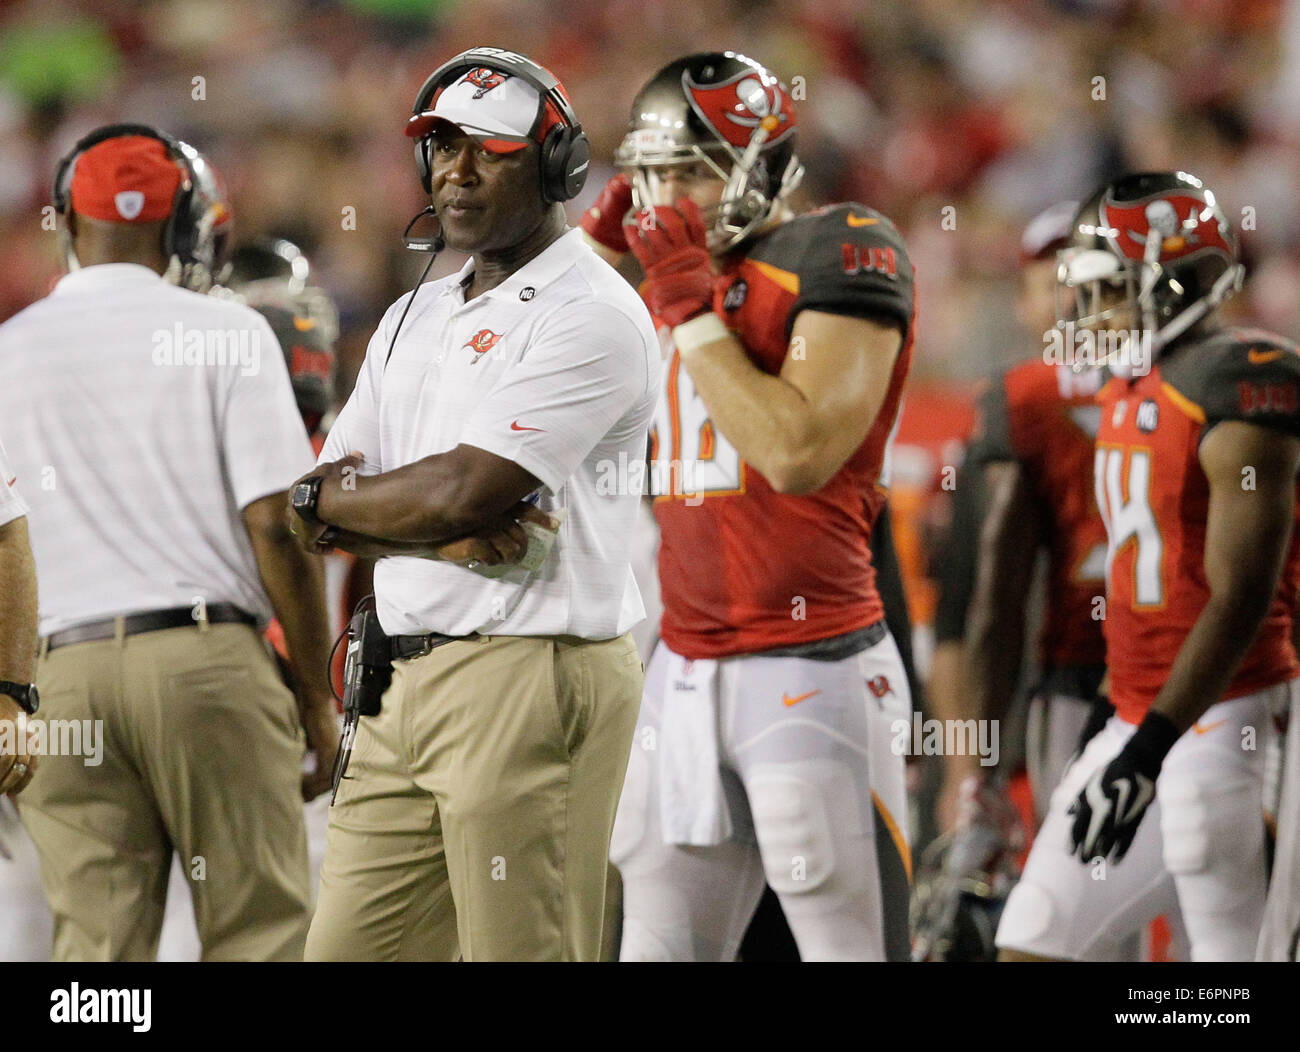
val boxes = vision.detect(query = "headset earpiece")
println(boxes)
[49,122,198,265]
[415,137,432,195]
[537,122,590,205]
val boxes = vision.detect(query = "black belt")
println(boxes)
[43,603,257,653]
[390,632,476,662]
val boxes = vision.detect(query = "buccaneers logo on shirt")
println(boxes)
[464,68,507,99]
[464,329,503,362]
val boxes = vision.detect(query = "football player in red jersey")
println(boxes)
[582,52,916,961]
[916,202,1107,961]
[996,171,1300,961]
[959,199,1111,832]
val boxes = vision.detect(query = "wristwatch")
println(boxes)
[291,475,340,547]
[291,475,329,528]
[0,681,39,716]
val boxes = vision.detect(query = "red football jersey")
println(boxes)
[972,358,1108,669]
[1096,327,1300,724]
[652,204,915,659]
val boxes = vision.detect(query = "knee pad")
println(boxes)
[746,762,862,895]
[1159,778,1214,877]
[1160,775,1262,877]
[1161,775,1265,919]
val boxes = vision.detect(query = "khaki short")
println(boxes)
[305,632,642,961]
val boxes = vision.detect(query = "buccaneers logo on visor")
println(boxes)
[464,67,508,99]
[683,70,795,150]
[1101,193,1233,264]
[464,329,503,356]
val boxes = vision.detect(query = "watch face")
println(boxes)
[292,481,313,508]
[26,685,38,715]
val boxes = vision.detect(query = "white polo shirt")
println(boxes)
[321,227,660,639]
[0,264,315,635]
[0,437,29,528]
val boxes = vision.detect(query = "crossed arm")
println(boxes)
[289,445,549,566]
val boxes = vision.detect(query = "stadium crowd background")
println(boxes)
[1,0,1299,703]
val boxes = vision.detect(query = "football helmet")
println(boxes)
[614,52,804,252]
[221,237,339,348]
[218,237,338,428]
[173,140,233,293]
[912,778,1024,962]
[1057,171,1243,353]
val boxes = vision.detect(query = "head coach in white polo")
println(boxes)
[295,48,660,961]
[0,127,340,960]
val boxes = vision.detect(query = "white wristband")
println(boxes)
[672,312,729,359]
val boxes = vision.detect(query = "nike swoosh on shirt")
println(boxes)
[846,214,878,227]
[1248,349,1284,364]
[1193,718,1228,735]
[782,690,821,707]
[511,421,545,433]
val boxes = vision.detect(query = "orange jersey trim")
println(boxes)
[748,259,800,296]
[1160,381,1207,424]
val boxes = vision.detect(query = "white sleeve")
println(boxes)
[0,436,29,528]
[462,299,655,493]
[223,313,317,509]
[318,314,388,472]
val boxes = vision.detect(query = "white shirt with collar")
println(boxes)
[321,227,661,639]
[0,263,315,635]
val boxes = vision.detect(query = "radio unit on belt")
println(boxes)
[330,600,392,803]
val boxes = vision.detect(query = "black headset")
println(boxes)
[52,122,202,264]
[409,47,590,204]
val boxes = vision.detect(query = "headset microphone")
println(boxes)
[401,205,445,253]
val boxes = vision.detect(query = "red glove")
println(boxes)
[579,173,635,253]
[623,198,714,328]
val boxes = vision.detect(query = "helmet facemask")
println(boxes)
[172,142,233,293]
[615,113,803,253]
[1056,247,1140,333]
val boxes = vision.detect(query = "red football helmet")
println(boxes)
[614,52,804,252]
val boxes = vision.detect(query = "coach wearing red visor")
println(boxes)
[0,126,337,961]
[295,49,658,962]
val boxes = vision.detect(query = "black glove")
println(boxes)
[1068,710,1180,864]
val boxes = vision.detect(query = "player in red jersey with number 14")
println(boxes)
[996,172,1300,961]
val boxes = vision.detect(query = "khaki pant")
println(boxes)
[305,632,642,961]
[19,622,312,961]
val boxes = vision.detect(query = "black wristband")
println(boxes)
[1127,710,1182,768]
